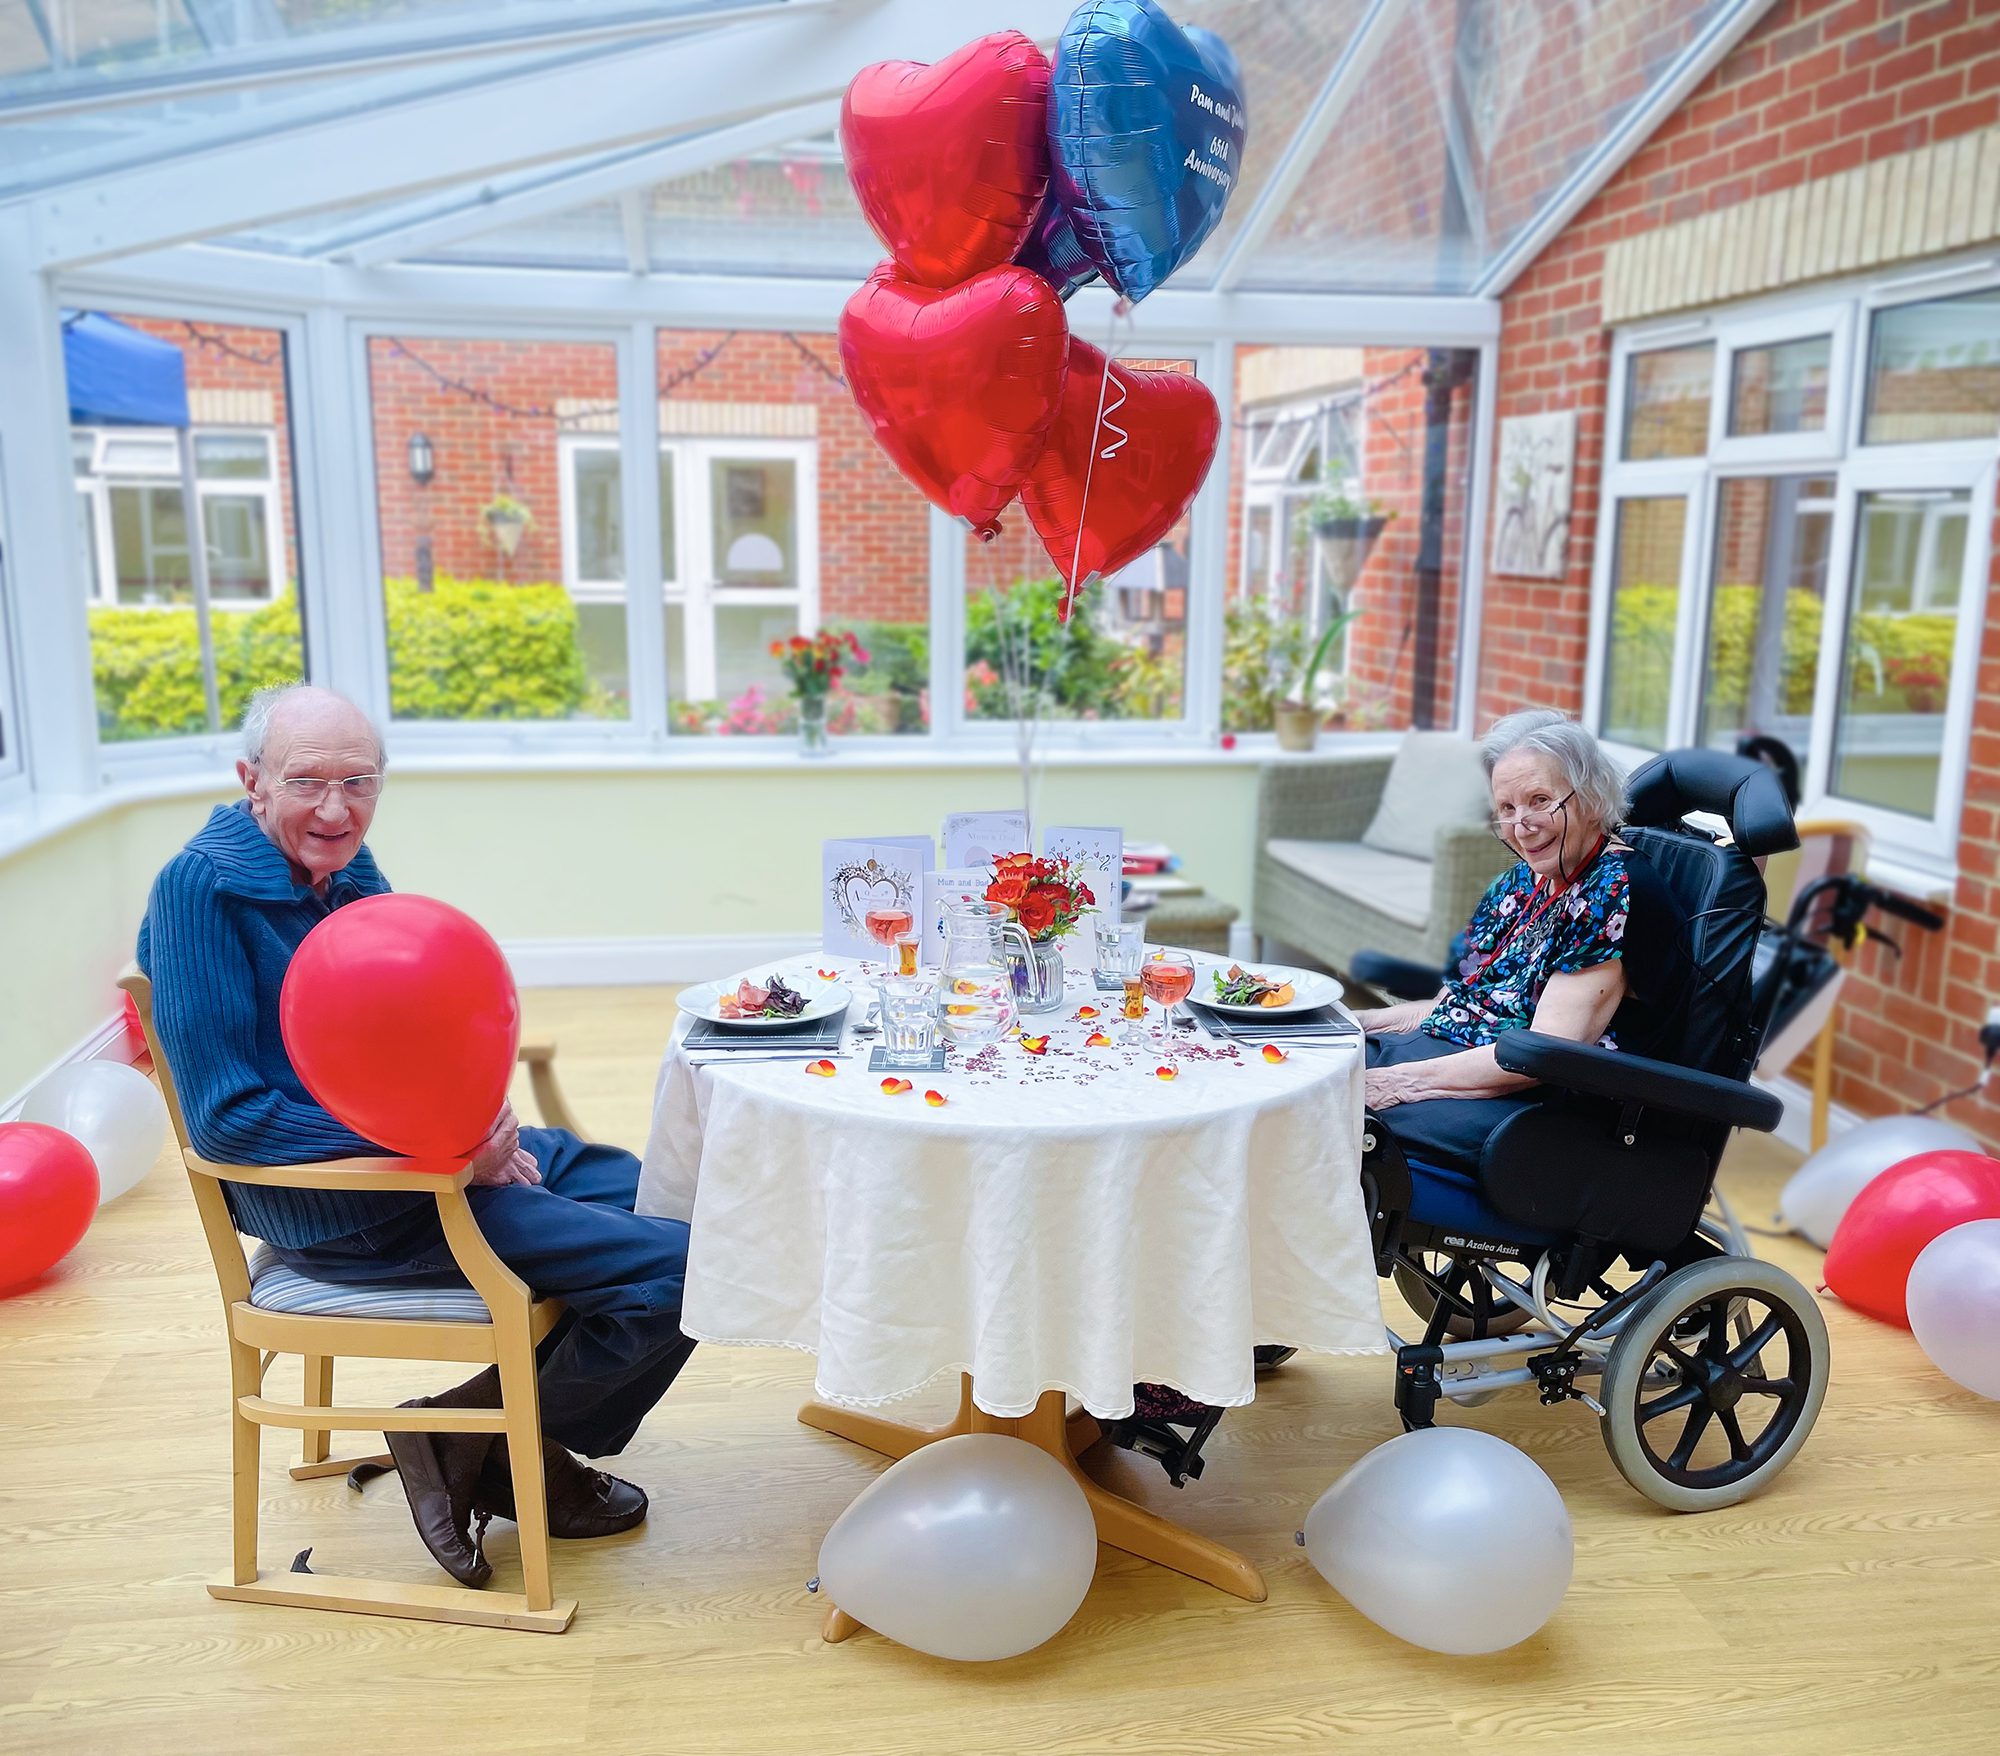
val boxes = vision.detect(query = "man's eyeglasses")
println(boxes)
[1489,790,1574,840]
[274,774,384,803]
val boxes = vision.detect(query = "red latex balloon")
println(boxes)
[1021,339,1220,614]
[0,1122,99,1292]
[840,261,1069,539]
[841,30,1051,288]
[279,894,520,1164]
[1824,1148,2000,1327]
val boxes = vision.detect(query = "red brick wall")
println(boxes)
[1479,0,2000,1139]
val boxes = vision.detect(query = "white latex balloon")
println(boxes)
[817,1434,1097,1661]
[19,1062,168,1205]
[1778,1114,1979,1248]
[1303,1427,1572,1655]
[1908,1220,2000,1400]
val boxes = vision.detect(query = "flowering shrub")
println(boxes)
[986,851,1096,943]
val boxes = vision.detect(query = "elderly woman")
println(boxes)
[1355,708,1664,1167]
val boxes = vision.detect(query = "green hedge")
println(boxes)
[382,577,596,721]
[91,593,307,743]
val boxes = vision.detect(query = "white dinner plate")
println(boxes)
[1192,959,1343,1017]
[676,971,853,1030]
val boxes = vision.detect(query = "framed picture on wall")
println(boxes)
[1490,409,1576,580]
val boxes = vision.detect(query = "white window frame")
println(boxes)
[1238,385,1366,659]
[0,447,25,796]
[1593,255,2000,877]
[73,424,283,610]
[557,432,628,600]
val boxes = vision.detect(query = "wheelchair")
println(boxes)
[1107,748,1834,1513]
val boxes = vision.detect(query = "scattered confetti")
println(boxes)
[817,968,840,980]
[1085,1031,1114,1048]
[1019,1034,1051,1057]
[924,1089,948,1107]
[1261,1044,1288,1063]
[805,1059,837,1078]
[1154,1065,1178,1080]
[879,1076,913,1095]
[1075,1005,1101,1020]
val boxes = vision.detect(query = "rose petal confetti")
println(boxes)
[817,968,840,980]
[1085,1031,1114,1048]
[1261,1044,1288,1063]
[1075,1005,1100,1020]
[805,1059,837,1078]
[1154,1065,1178,1080]
[924,1089,947,1107]
[1019,1034,1050,1056]
[879,1076,913,1095]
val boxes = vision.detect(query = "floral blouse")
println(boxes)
[1421,846,1631,1048]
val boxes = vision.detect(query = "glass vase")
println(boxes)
[797,694,831,759]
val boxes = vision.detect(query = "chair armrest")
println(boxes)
[184,1153,474,1194]
[1256,754,1394,846]
[1349,950,1446,1000]
[1492,1031,1783,1132]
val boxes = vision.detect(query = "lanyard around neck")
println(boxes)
[1464,834,1608,980]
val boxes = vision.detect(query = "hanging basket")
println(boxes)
[1311,515,1388,592]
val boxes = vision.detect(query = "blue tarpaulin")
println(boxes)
[61,309,189,429]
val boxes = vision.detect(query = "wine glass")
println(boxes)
[1140,949,1196,1063]
[863,904,916,1016]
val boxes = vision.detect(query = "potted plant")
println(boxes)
[1305,461,1392,592]
[481,493,534,562]
[772,627,868,756]
[1273,611,1359,753]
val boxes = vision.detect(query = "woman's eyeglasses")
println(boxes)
[274,774,384,803]
[1489,790,1574,840]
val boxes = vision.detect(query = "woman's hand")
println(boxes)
[1363,1063,1426,1109]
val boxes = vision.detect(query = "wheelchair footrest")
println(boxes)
[1100,1408,1224,1489]
[1395,1344,1443,1431]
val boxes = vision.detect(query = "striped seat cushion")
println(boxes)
[247,1244,492,1323]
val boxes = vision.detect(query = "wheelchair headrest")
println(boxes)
[1625,748,1799,857]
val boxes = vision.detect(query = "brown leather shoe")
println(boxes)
[385,1391,499,1588]
[477,1441,648,1538]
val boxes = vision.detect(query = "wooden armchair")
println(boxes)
[120,969,580,1634]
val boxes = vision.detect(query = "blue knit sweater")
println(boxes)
[137,802,424,1249]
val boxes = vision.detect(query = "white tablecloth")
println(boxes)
[637,953,1384,1419]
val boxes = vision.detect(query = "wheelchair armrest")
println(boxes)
[1349,950,1445,1001]
[1492,1031,1783,1133]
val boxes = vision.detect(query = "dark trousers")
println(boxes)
[1366,1031,1536,1172]
[278,1127,694,1458]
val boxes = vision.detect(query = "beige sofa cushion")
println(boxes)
[1265,839,1433,929]
[1360,732,1492,861]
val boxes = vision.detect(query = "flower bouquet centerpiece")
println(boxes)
[986,851,1096,1015]
[772,628,869,757]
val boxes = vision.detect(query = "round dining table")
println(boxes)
[636,951,1383,1635]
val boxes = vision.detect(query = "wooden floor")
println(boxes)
[4,985,1999,1755]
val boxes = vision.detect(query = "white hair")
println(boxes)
[1479,708,1626,829]
[241,683,385,769]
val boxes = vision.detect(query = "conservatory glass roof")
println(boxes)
[0,0,1765,296]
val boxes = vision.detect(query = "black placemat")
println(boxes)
[1185,1002,1359,1040]
[683,1011,847,1052]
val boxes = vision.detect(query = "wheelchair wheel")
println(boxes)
[1599,1255,1829,1512]
[1392,1253,1535,1340]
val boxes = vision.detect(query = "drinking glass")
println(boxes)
[1140,949,1196,1062]
[892,932,921,978]
[880,976,940,1068]
[1094,920,1144,986]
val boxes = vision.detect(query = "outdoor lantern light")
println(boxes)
[407,432,435,486]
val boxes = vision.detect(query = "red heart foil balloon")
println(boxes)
[1824,1148,2000,1327]
[841,31,1051,287]
[839,261,1069,539]
[1021,339,1220,613]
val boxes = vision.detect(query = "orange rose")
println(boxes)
[987,872,1030,906]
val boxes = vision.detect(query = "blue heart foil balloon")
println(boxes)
[1047,0,1248,302]
[1014,190,1098,299]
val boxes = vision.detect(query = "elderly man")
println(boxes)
[138,683,693,1589]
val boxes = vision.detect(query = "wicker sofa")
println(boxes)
[1251,750,1514,980]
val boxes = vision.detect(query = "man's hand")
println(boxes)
[466,1103,542,1188]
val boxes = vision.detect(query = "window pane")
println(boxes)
[1623,343,1713,460]
[1697,476,1834,760]
[69,317,307,744]
[1832,489,1970,817]
[1601,497,1686,750]
[964,357,1203,728]
[1864,289,2000,444]
[368,335,625,721]
[659,326,928,737]
[1225,344,1477,733]
[571,446,623,584]
[202,493,273,602]
[1728,336,1831,437]
[194,433,271,479]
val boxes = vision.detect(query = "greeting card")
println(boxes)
[821,836,934,960]
[1041,825,1123,971]
[941,809,1029,871]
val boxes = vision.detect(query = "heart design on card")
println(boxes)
[830,858,912,933]
[839,262,1069,539]
[841,31,1051,287]
[1021,338,1220,602]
